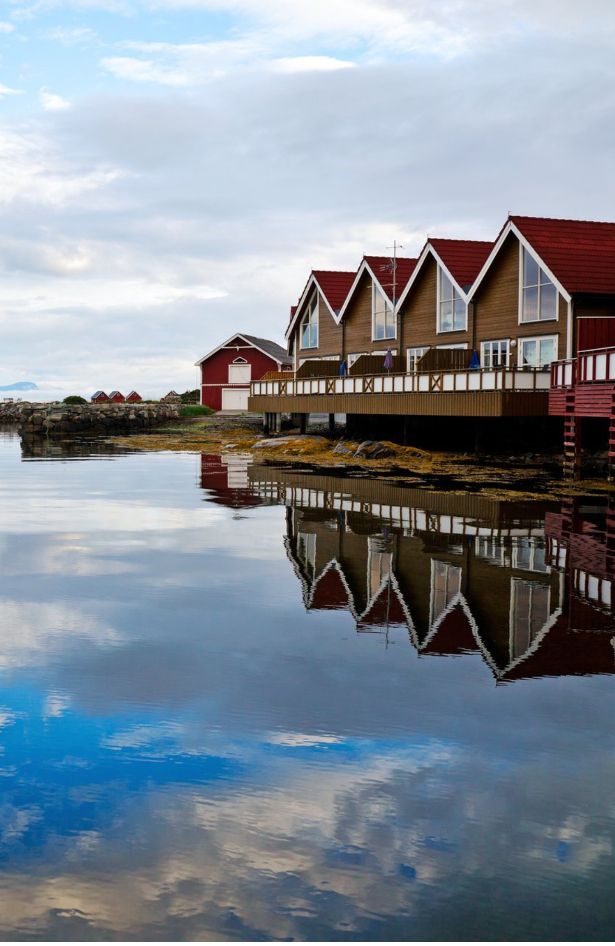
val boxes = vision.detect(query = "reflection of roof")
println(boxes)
[428,238,493,290]
[357,580,408,629]
[311,566,350,610]
[510,215,615,295]
[421,604,480,656]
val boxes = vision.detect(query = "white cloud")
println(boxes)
[271,56,356,73]
[0,21,15,33]
[0,84,23,98]
[40,89,72,111]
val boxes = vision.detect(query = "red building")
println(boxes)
[109,391,125,403]
[195,333,292,412]
[126,391,142,403]
[91,391,110,403]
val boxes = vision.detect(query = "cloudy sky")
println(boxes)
[0,0,614,397]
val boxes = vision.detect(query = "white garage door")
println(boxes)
[221,387,249,411]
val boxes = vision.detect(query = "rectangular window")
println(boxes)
[430,560,462,627]
[480,339,510,368]
[521,247,558,322]
[407,347,428,372]
[438,269,467,333]
[510,578,551,658]
[300,294,318,349]
[519,335,557,368]
[228,362,251,383]
[372,284,396,340]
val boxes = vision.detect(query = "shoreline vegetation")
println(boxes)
[111,414,614,501]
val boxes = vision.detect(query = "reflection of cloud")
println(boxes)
[0,600,120,669]
[0,743,612,940]
[267,731,343,747]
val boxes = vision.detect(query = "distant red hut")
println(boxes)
[126,391,142,403]
[195,333,292,411]
[109,391,125,403]
[91,390,110,403]
[162,390,181,402]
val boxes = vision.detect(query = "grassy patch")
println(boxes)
[180,405,213,417]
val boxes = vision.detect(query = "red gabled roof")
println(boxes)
[429,239,493,290]
[364,256,417,302]
[313,270,356,314]
[510,215,615,295]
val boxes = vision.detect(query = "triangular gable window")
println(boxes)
[521,248,557,322]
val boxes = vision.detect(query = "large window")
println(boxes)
[521,247,557,322]
[407,347,428,372]
[372,284,395,340]
[438,269,466,333]
[300,294,318,349]
[510,578,551,659]
[430,560,462,627]
[481,339,509,368]
[519,335,557,368]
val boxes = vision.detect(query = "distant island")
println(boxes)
[0,382,38,392]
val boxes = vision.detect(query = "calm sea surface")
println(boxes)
[0,431,614,940]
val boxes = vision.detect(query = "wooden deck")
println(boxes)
[249,367,551,417]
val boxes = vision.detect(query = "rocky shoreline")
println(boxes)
[0,401,180,436]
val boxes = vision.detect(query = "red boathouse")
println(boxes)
[91,391,110,403]
[126,391,142,403]
[196,333,292,412]
[108,391,125,403]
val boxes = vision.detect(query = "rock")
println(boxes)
[333,441,352,455]
[354,440,395,459]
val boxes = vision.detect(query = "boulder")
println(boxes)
[354,440,396,459]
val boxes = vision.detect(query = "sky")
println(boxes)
[0,0,614,397]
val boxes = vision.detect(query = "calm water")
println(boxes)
[0,432,614,940]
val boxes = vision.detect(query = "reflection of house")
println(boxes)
[253,469,615,682]
[199,453,277,510]
[196,333,292,412]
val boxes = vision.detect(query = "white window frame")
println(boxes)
[518,335,558,368]
[228,358,251,383]
[300,293,319,350]
[407,347,428,372]
[429,559,462,628]
[509,577,551,658]
[437,267,467,334]
[436,343,468,350]
[519,245,558,324]
[372,283,396,341]
[480,339,510,368]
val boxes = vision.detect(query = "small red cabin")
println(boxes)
[195,332,292,412]
[109,391,125,403]
[91,390,110,403]
[126,391,142,403]
[162,390,181,402]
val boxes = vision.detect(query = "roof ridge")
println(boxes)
[511,213,615,226]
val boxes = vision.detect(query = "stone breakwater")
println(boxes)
[0,401,180,437]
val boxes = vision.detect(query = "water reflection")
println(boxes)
[0,436,612,939]
[205,457,615,684]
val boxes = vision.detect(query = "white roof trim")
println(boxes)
[285,273,338,340]
[395,243,472,311]
[195,333,287,367]
[336,258,397,322]
[469,220,572,304]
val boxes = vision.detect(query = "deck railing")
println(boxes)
[551,346,615,388]
[251,367,551,398]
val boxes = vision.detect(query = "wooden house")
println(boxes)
[250,215,615,429]
[126,391,142,403]
[109,391,125,403]
[91,390,110,403]
[195,333,292,412]
[286,270,355,369]
[161,390,181,402]
[396,238,492,370]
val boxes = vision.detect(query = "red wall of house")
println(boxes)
[200,341,279,410]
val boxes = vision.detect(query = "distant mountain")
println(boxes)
[0,382,38,391]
